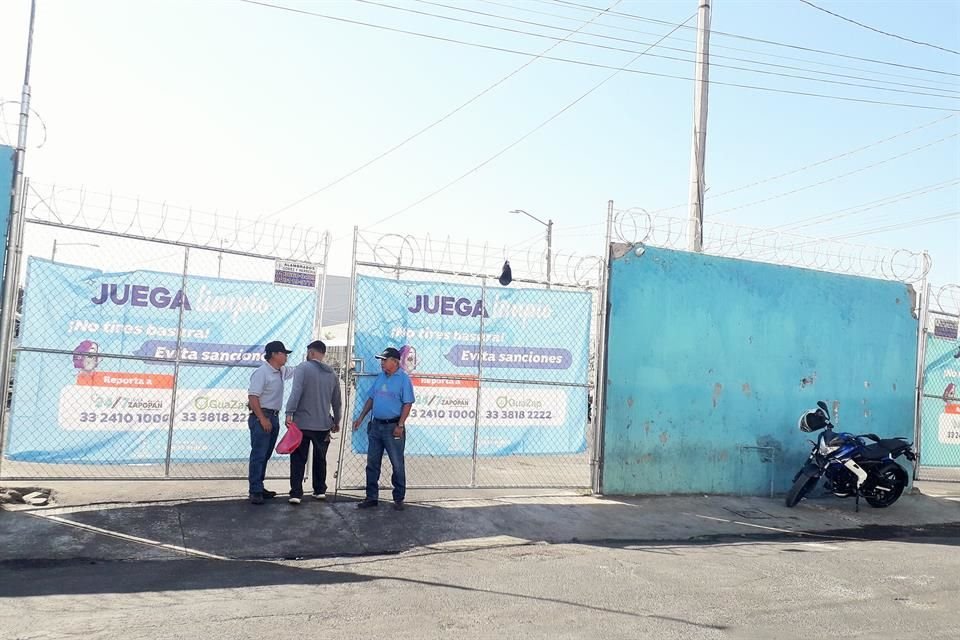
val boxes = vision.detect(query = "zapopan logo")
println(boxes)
[420,394,470,407]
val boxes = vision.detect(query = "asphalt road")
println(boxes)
[2,531,957,639]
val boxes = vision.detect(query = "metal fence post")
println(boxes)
[590,200,614,494]
[913,275,932,479]
[0,177,29,478]
[163,246,190,478]
[334,227,360,497]
[470,276,488,487]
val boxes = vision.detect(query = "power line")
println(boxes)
[262,0,622,219]
[411,0,960,96]
[798,0,960,56]
[711,131,960,217]
[773,178,960,232]
[544,0,960,78]
[361,0,959,100]
[480,0,960,88]
[237,1,960,111]
[640,114,957,216]
[829,210,960,240]
[362,12,699,230]
[544,116,959,235]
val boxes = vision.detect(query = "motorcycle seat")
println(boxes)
[860,444,893,460]
[860,439,911,460]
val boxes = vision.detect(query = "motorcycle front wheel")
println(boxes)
[865,466,907,508]
[785,474,820,507]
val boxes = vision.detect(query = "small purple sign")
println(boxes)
[934,318,959,340]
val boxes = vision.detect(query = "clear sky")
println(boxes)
[1,0,958,283]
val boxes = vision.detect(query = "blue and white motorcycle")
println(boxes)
[785,401,916,510]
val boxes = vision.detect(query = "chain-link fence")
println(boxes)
[0,182,330,480]
[334,229,604,490]
[917,284,960,482]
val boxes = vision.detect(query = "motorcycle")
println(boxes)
[785,401,916,510]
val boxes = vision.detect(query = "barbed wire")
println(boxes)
[24,182,329,262]
[612,207,932,283]
[355,229,603,288]
[931,283,960,316]
[0,100,48,149]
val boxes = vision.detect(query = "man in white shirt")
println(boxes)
[247,340,293,505]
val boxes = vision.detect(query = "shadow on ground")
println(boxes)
[2,491,960,598]
[0,558,375,597]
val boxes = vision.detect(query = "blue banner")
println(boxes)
[351,275,591,456]
[6,258,316,463]
[921,333,960,467]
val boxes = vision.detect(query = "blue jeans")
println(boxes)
[365,421,406,503]
[248,413,280,495]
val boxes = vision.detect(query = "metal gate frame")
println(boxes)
[915,282,960,482]
[0,181,331,480]
[333,222,609,492]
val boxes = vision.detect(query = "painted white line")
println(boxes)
[15,496,239,517]
[28,512,229,561]
[689,513,865,541]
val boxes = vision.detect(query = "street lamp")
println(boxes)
[509,209,553,287]
[51,240,100,262]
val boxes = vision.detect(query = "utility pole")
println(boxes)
[687,0,711,253]
[0,0,36,454]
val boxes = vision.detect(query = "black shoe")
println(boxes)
[393,501,405,511]
[250,493,265,505]
[263,490,277,499]
[357,499,379,509]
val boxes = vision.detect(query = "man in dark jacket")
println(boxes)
[285,340,342,504]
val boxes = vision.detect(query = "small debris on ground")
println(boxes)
[0,487,52,507]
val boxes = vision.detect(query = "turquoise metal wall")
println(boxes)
[0,145,14,288]
[602,245,919,495]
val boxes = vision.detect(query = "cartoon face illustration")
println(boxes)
[399,345,417,373]
[73,340,100,373]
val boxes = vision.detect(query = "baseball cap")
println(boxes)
[307,340,327,353]
[264,340,292,355]
[375,347,402,361]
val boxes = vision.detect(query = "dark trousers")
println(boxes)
[290,429,331,497]
[248,413,280,495]
[365,421,406,503]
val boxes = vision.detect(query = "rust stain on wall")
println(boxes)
[742,383,752,397]
[712,383,723,408]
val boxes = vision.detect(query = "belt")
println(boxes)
[371,417,401,425]
[253,408,280,416]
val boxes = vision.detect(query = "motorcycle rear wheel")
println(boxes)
[864,467,907,508]
[785,474,819,508]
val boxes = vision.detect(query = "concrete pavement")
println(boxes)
[3,480,960,563]
[1,531,958,639]
[3,481,960,638]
